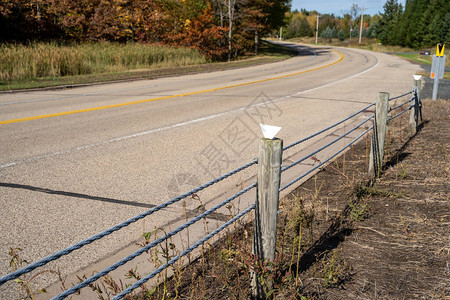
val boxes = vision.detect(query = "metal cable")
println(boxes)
[389,96,414,112]
[112,203,255,300]
[0,159,257,286]
[52,183,257,299]
[283,102,375,151]
[281,115,374,173]
[280,126,373,191]
[388,105,413,122]
[388,90,413,102]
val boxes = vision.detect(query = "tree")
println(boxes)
[321,26,333,39]
[331,27,337,38]
[338,29,345,41]
[352,26,359,39]
[225,0,236,61]
[349,3,360,22]
[348,3,360,38]
[285,12,313,39]
[170,6,228,60]
[0,0,294,61]
[0,0,62,41]
[377,0,402,45]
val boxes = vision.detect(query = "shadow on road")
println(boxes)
[0,182,156,209]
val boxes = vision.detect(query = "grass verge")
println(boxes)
[0,41,297,92]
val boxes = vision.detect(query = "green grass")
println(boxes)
[395,53,433,65]
[395,52,450,66]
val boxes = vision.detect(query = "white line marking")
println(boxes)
[0,52,378,171]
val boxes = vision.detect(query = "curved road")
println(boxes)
[0,42,421,298]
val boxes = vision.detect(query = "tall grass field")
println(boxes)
[0,42,207,81]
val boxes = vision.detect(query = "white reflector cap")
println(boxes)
[260,124,282,139]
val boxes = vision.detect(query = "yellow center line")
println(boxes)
[1,49,344,125]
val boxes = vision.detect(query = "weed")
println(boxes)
[8,247,66,300]
[400,162,408,179]
[320,250,351,287]
[354,184,392,199]
[349,200,369,222]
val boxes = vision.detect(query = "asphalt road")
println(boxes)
[0,42,422,299]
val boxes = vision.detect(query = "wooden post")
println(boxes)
[369,92,389,177]
[251,138,282,299]
[409,79,421,135]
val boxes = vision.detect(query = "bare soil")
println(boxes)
[108,99,448,300]
[290,100,450,300]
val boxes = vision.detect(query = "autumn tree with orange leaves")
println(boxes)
[0,0,290,60]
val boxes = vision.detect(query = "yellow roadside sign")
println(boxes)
[436,43,445,57]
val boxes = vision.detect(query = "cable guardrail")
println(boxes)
[389,96,414,112]
[283,102,375,151]
[0,159,257,286]
[388,104,414,122]
[388,90,413,102]
[281,115,374,173]
[387,90,420,123]
[112,203,256,300]
[280,125,374,192]
[52,182,257,299]
[1,88,419,299]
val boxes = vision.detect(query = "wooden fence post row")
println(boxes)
[251,87,420,297]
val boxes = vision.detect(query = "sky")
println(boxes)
[291,0,407,16]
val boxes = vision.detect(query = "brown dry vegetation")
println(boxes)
[81,99,449,299]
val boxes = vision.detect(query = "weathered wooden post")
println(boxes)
[369,92,389,178]
[251,137,282,299]
[409,76,421,135]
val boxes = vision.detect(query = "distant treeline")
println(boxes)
[285,0,449,49]
[0,0,290,60]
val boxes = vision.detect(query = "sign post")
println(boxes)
[431,43,446,100]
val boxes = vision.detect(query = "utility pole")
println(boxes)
[315,14,320,44]
[359,7,364,44]
[279,27,282,41]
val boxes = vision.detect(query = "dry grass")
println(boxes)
[0,42,207,81]
[0,40,296,91]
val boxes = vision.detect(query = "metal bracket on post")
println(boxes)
[251,137,282,300]
[369,92,389,178]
